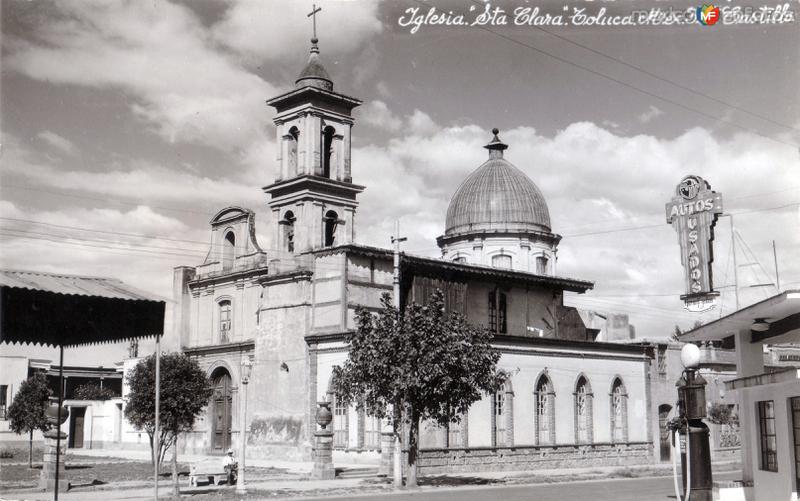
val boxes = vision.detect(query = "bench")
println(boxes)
[189,462,233,487]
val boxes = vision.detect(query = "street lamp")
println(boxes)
[236,355,254,494]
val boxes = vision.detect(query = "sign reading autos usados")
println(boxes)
[666,175,723,312]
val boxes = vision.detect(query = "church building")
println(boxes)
[172,34,655,472]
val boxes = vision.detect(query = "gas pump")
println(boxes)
[667,344,713,501]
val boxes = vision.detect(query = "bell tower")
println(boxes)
[264,29,364,254]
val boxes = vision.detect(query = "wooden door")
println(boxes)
[212,371,232,453]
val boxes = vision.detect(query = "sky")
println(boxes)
[1,0,799,363]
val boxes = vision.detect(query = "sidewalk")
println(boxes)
[1,456,740,501]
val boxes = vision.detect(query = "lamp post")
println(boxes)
[236,356,254,495]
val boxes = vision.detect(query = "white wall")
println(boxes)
[739,378,800,501]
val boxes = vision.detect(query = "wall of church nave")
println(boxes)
[462,282,557,338]
[450,351,648,447]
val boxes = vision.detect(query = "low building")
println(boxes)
[680,290,800,501]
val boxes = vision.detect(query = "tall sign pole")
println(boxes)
[666,175,723,312]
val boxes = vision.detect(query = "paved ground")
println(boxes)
[295,470,742,501]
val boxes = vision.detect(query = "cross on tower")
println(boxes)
[308,4,322,40]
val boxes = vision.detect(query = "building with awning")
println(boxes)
[679,289,800,501]
[0,269,166,498]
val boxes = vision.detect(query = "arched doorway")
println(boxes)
[211,368,233,453]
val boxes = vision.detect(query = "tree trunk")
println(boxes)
[172,435,179,497]
[29,430,33,469]
[407,407,420,488]
[149,433,155,467]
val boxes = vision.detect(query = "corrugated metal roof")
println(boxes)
[1,269,166,347]
[0,269,161,301]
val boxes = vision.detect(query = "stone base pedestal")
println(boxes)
[378,431,394,477]
[311,430,335,480]
[40,430,68,492]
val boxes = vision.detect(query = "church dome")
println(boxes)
[295,38,333,91]
[444,129,551,236]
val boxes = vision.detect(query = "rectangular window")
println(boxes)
[498,293,507,334]
[790,397,800,489]
[219,301,232,343]
[758,400,778,472]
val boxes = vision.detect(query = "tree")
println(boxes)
[671,325,682,341]
[8,372,52,468]
[74,383,115,401]
[334,290,503,488]
[125,352,213,495]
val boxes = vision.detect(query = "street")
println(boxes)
[299,471,741,501]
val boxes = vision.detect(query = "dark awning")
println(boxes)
[0,269,166,347]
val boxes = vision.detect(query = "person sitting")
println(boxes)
[222,449,237,484]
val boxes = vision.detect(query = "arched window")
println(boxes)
[535,373,555,445]
[327,390,349,449]
[363,411,381,451]
[447,412,465,448]
[452,256,467,264]
[610,378,628,443]
[222,231,235,271]
[536,254,548,275]
[491,254,512,269]
[282,211,296,252]
[492,391,505,446]
[574,375,593,444]
[488,291,507,334]
[322,126,335,178]
[324,210,338,247]
[287,126,299,177]
[218,300,232,343]
[492,380,513,447]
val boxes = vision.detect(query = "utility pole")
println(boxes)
[729,215,739,310]
[772,240,781,291]
[391,220,406,488]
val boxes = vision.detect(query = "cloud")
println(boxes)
[212,0,383,65]
[638,105,664,124]
[2,135,264,211]
[5,1,277,152]
[357,100,403,132]
[37,130,77,156]
[346,105,800,335]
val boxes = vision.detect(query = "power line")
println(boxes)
[413,0,799,148]
[1,184,217,216]
[509,13,800,133]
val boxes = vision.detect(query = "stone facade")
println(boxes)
[417,442,652,474]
